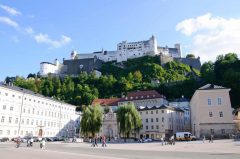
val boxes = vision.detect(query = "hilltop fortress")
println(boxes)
[39,36,200,76]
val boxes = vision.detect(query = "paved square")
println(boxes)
[0,140,239,159]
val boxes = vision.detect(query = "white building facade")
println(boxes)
[138,105,184,140]
[40,36,182,76]
[0,83,79,139]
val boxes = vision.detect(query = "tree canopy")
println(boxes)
[116,104,142,139]
[7,53,240,109]
[80,105,103,137]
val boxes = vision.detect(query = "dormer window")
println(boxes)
[147,95,149,98]
[153,95,155,97]
[130,97,133,99]
[136,96,138,99]
[141,96,143,98]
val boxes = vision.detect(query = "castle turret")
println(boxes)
[71,50,77,59]
[149,35,158,55]
[174,43,182,58]
[55,59,59,66]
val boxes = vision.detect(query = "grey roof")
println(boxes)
[170,98,189,102]
[138,104,184,112]
[0,83,73,105]
[198,84,227,90]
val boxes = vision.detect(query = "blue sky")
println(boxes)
[1,0,240,81]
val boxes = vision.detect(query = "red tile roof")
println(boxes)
[119,90,165,102]
[92,98,120,106]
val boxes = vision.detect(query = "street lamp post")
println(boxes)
[194,123,196,136]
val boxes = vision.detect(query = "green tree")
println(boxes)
[186,54,195,58]
[116,104,142,141]
[133,71,142,83]
[201,61,215,83]
[80,105,103,138]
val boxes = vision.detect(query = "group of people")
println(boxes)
[202,134,214,143]
[90,135,107,147]
[15,136,46,149]
[160,136,175,146]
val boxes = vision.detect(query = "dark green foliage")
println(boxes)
[186,54,196,58]
[80,105,103,137]
[116,104,142,139]
[200,53,240,108]
[8,53,240,109]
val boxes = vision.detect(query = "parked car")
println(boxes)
[0,137,9,142]
[33,136,40,142]
[45,137,54,142]
[143,138,153,142]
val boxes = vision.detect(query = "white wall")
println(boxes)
[0,85,79,139]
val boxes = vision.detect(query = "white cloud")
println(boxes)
[24,27,34,35]
[0,16,19,28]
[0,4,21,16]
[34,33,72,48]
[176,13,240,62]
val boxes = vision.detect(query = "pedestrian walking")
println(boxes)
[102,135,107,147]
[202,135,205,143]
[40,138,46,149]
[94,137,98,147]
[161,137,164,146]
[16,136,21,148]
[42,138,46,149]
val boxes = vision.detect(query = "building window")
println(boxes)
[156,125,159,129]
[209,112,213,117]
[161,110,164,113]
[21,119,24,124]
[151,111,153,114]
[146,118,148,123]
[146,111,148,115]
[146,126,148,130]
[0,130,2,135]
[162,117,164,122]
[221,129,225,134]
[15,118,18,124]
[140,112,142,115]
[156,110,158,114]
[8,117,12,123]
[151,118,153,122]
[1,116,5,123]
[3,105,6,110]
[219,111,223,117]
[208,98,212,105]
[151,125,154,129]
[7,130,10,135]
[5,93,8,96]
[10,106,13,111]
[156,118,159,122]
[218,97,222,105]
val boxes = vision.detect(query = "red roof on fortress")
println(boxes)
[92,98,120,106]
[119,90,165,102]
